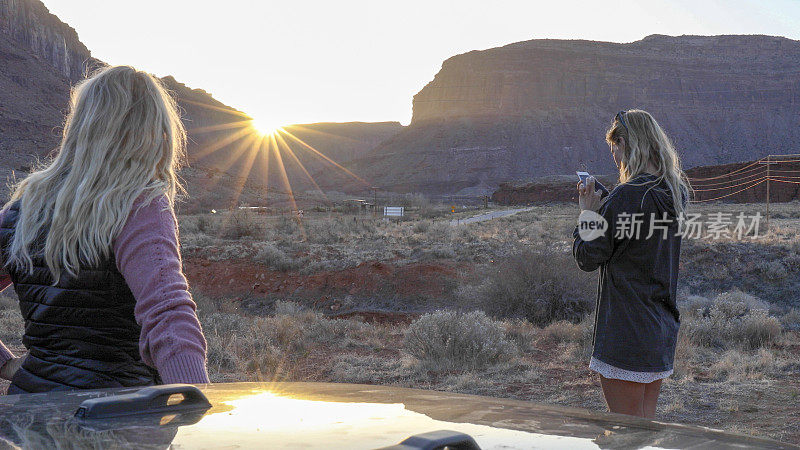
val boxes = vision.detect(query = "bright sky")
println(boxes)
[42,0,800,127]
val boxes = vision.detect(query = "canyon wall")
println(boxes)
[6,0,799,202]
[339,35,800,195]
[0,0,94,81]
[0,0,402,207]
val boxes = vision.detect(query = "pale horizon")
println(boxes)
[41,0,800,127]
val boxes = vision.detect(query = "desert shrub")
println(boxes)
[196,214,214,234]
[220,209,262,239]
[203,313,289,381]
[351,218,377,236]
[782,253,800,271]
[252,242,300,271]
[680,294,713,316]
[180,232,216,252]
[425,245,456,259]
[440,362,539,396]
[0,288,25,346]
[0,292,17,311]
[274,300,303,316]
[670,329,697,381]
[243,342,285,379]
[538,318,592,346]
[451,225,475,242]
[0,309,23,345]
[683,290,782,350]
[177,216,198,234]
[231,309,375,354]
[200,312,249,336]
[439,372,502,396]
[302,314,374,348]
[306,218,348,244]
[466,250,594,326]
[425,222,453,242]
[755,260,788,280]
[205,328,240,374]
[502,319,538,352]
[413,220,432,233]
[404,310,517,372]
[193,292,238,316]
[179,214,216,235]
[200,310,262,379]
[709,348,778,381]
[781,308,800,330]
[275,216,299,236]
[208,243,252,261]
[331,355,415,384]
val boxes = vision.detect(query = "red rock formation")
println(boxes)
[341,35,800,195]
[492,159,800,205]
[686,159,800,203]
[491,175,618,205]
[0,0,95,81]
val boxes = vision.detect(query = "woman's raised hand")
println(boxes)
[578,177,603,212]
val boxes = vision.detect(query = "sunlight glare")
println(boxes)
[250,118,283,136]
[173,390,595,448]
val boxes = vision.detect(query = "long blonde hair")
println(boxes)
[4,65,186,282]
[606,109,690,215]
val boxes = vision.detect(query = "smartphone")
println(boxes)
[576,171,609,198]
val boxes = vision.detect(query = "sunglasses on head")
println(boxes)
[615,110,629,134]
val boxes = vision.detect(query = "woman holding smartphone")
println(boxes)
[573,109,689,418]
[0,65,209,393]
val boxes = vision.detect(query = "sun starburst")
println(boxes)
[185,100,373,209]
[250,118,283,136]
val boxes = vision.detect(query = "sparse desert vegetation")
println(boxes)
[2,200,800,443]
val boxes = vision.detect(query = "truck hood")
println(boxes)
[0,382,791,449]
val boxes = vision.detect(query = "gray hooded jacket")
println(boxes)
[573,173,685,372]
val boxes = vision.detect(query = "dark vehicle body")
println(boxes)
[0,382,792,449]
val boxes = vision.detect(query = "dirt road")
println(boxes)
[450,207,533,225]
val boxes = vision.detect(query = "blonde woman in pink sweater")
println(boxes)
[0,65,209,394]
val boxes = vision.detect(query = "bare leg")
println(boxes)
[642,378,663,419]
[599,375,646,417]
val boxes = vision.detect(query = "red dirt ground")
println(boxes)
[183,257,465,304]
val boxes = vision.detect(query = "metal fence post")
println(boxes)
[766,155,771,232]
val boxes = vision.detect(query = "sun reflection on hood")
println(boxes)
[172,390,600,449]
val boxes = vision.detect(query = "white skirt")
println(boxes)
[589,357,673,383]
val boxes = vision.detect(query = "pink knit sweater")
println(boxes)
[0,195,210,385]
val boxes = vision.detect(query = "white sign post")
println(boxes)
[383,206,404,218]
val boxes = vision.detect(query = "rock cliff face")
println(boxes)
[491,175,618,205]
[0,0,402,206]
[340,35,800,194]
[0,0,94,81]
[0,22,71,190]
[6,1,799,202]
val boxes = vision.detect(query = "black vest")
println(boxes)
[0,202,160,394]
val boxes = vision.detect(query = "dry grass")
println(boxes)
[175,201,800,442]
[176,203,578,276]
[2,284,799,442]
[2,201,800,443]
[0,292,22,347]
[186,293,800,439]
